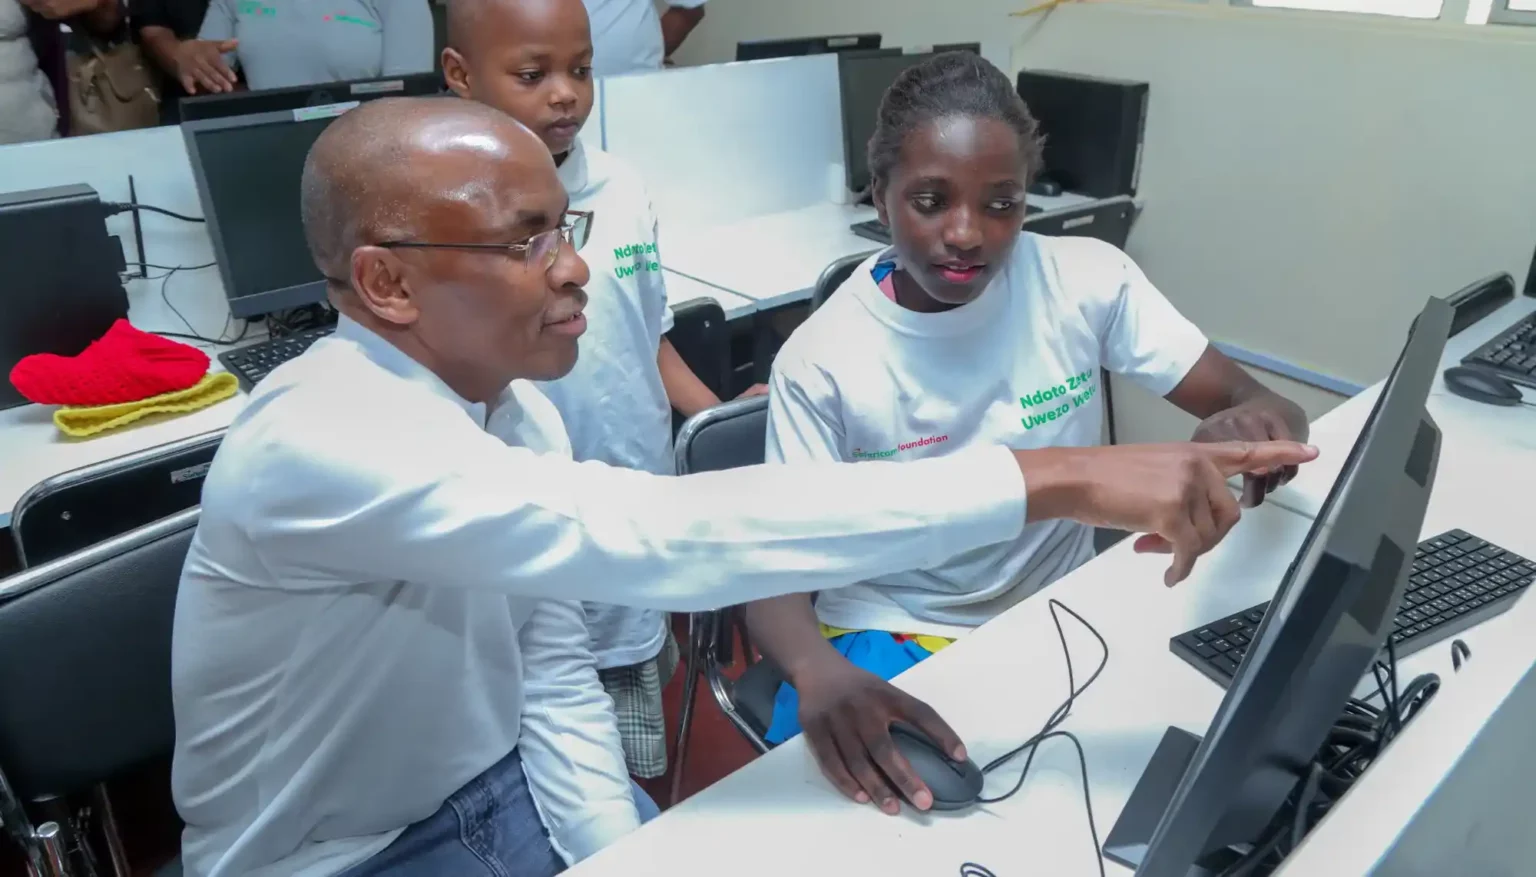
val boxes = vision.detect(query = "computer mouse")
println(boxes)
[881,722,984,811]
[1442,366,1523,407]
[1028,178,1063,197]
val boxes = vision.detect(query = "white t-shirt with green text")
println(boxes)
[766,234,1210,638]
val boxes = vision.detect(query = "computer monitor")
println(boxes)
[1103,296,1454,876]
[183,106,352,319]
[735,33,880,61]
[179,71,444,123]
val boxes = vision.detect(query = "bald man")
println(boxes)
[169,97,1316,876]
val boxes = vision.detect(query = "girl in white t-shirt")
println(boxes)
[746,52,1309,812]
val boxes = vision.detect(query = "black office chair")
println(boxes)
[11,430,222,568]
[668,395,788,804]
[0,508,195,877]
[809,252,870,314]
[664,297,732,433]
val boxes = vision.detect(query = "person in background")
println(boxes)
[129,0,212,122]
[3,0,119,142]
[745,51,1312,816]
[582,0,703,76]
[195,0,431,92]
[441,0,762,797]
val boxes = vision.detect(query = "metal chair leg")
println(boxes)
[668,612,706,807]
[91,785,130,877]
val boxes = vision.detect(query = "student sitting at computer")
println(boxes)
[439,0,765,794]
[745,51,1311,815]
[194,0,432,92]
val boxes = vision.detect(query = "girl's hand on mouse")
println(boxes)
[795,659,966,815]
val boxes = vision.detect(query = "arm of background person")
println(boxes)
[659,1,705,58]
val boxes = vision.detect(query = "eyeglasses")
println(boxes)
[378,210,593,270]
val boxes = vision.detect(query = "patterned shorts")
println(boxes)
[597,626,680,779]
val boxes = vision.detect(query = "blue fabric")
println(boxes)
[871,260,897,284]
[763,631,936,745]
[342,749,660,876]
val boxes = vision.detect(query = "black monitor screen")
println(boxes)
[838,51,930,193]
[186,114,335,318]
[838,46,980,194]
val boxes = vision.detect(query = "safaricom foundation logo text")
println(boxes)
[852,435,949,460]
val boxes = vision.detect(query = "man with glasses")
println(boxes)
[169,96,1318,877]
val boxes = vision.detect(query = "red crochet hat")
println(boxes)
[9,320,210,407]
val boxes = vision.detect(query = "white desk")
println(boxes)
[663,192,1103,311]
[567,304,1536,877]
[663,270,759,321]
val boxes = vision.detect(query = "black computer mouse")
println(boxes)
[1028,178,1063,197]
[1442,366,1523,407]
[881,722,984,811]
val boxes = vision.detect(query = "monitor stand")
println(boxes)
[1101,726,1245,877]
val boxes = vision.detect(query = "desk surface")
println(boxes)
[567,302,1536,877]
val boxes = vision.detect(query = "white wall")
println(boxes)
[677,0,1536,440]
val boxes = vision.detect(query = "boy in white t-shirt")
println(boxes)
[442,0,763,788]
[745,53,1310,814]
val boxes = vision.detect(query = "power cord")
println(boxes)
[155,263,252,346]
[1209,637,1446,876]
[963,600,1109,877]
[103,201,204,223]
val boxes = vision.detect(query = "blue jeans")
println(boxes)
[342,749,660,876]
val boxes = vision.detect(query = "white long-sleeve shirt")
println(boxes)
[171,316,1027,877]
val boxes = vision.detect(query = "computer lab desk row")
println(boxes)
[564,298,1536,877]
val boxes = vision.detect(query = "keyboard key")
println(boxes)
[1244,609,1266,624]
[1212,639,1232,652]
[1211,619,1246,637]
[1193,643,1218,659]
[1196,629,1217,642]
[1215,655,1241,675]
[1232,632,1250,645]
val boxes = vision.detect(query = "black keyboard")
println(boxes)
[217,326,335,391]
[1462,311,1536,390]
[1172,529,1536,686]
[849,205,1045,246]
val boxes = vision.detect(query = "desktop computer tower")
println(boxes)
[0,184,128,411]
[1015,69,1148,199]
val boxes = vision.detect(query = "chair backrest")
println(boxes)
[11,430,222,567]
[810,251,869,313]
[665,297,732,434]
[674,394,770,477]
[0,508,197,802]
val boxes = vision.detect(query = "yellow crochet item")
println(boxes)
[53,372,238,438]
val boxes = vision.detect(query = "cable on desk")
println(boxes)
[103,201,205,223]
[156,263,250,346]
[964,600,1109,877]
[1213,638,1441,876]
[1451,639,1471,672]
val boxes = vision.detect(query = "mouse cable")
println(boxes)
[103,201,205,223]
[964,599,1109,877]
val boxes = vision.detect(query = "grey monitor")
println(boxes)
[179,71,444,123]
[736,33,880,61]
[1104,296,1453,876]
